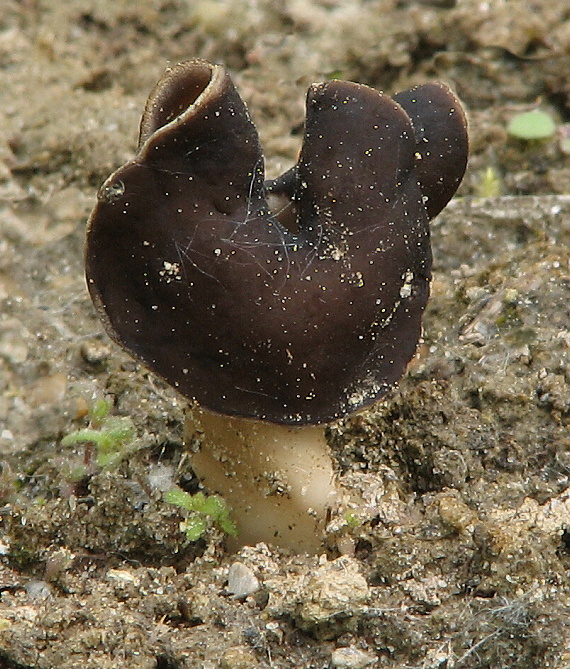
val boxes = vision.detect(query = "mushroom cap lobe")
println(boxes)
[86,59,468,425]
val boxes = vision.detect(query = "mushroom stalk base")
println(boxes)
[185,407,337,553]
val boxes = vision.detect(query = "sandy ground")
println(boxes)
[1,1,570,667]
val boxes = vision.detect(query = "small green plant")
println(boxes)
[507,109,557,141]
[61,399,137,467]
[344,510,364,528]
[475,165,502,198]
[164,487,238,541]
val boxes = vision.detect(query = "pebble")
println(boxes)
[26,580,52,601]
[80,339,111,365]
[297,557,369,635]
[331,646,376,669]
[227,562,259,599]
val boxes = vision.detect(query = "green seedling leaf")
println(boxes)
[164,487,196,510]
[507,109,556,141]
[90,398,112,425]
[61,411,136,468]
[344,511,362,528]
[164,487,237,539]
[475,166,502,198]
[204,496,238,536]
[62,417,134,448]
[202,495,227,517]
[182,516,208,542]
[95,416,136,450]
[61,428,109,448]
[96,448,124,468]
[218,515,238,537]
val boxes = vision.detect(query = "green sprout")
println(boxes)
[507,109,557,141]
[344,511,363,528]
[475,165,502,198]
[164,487,238,541]
[61,399,136,467]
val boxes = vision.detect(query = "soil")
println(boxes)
[1,1,570,667]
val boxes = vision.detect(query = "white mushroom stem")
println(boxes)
[185,406,338,553]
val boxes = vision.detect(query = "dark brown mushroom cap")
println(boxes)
[86,59,467,425]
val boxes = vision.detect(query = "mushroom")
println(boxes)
[86,59,468,552]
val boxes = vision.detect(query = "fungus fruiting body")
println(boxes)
[86,59,468,552]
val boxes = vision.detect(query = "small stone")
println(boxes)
[331,646,376,669]
[80,339,111,365]
[25,580,52,601]
[107,569,140,587]
[296,557,369,639]
[437,492,476,532]
[227,562,259,599]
